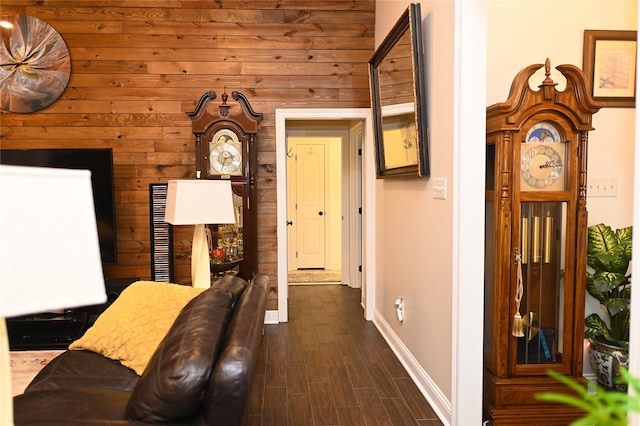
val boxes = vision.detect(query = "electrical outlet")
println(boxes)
[394,297,404,322]
[588,178,617,197]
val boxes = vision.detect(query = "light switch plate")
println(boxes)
[588,177,617,197]
[433,178,446,200]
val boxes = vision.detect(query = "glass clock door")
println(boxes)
[515,201,567,368]
[207,190,244,276]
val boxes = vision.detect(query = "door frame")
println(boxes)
[274,108,375,323]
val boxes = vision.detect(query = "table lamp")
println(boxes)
[0,165,108,426]
[164,179,235,289]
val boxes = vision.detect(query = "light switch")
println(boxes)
[588,177,617,197]
[433,178,446,200]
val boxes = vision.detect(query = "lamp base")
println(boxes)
[1,317,14,425]
[191,224,212,289]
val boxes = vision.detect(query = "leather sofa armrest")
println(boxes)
[250,273,269,290]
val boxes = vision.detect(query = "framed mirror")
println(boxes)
[369,3,429,178]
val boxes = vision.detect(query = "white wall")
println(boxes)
[373,0,456,420]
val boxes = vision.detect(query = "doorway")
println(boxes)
[275,109,375,323]
[286,132,343,284]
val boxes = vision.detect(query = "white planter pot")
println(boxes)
[588,338,629,391]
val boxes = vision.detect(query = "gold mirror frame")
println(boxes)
[369,3,429,178]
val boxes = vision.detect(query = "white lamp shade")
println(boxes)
[164,179,236,225]
[0,165,107,317]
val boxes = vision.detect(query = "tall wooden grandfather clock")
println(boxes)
[484,59,601,425]
[187,90,263,280]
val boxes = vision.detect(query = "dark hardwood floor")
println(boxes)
[245,285,444,425]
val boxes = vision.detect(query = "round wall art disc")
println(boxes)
[0,15,71,113]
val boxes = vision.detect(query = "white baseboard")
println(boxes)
[264,310,279,324]
[373,309,452,426]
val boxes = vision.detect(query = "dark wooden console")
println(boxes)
[7,312,88,350]
[8,277,138,351]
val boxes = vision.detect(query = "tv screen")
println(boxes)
[0,148,117,264]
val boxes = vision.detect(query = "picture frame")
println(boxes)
[369,3,429,178]
[583,30,637,108]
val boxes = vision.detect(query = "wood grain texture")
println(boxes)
[0,1,375,309]
[248,285,442,425]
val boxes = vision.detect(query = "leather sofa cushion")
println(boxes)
[14,388,132,424]
[25,350,138,393]
[125,276,247,423]
[202,280,267,425]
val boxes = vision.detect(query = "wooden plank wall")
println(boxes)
[0,1,375,310]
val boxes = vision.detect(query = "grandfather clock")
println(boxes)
[484,59,601,425]
[187,90,263,280]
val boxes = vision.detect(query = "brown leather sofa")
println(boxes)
[13,274,268,426]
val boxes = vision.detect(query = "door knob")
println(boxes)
[287,220,293,226]
[318,211,324,216]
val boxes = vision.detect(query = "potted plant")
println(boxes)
[584,223,632,390]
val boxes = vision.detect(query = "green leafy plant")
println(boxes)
[584,223,633,348]
[536,368,640,426]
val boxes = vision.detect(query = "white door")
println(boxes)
[296,143,325,268]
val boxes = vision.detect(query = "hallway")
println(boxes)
[246,285,443,425]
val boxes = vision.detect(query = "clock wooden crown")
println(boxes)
[487,58,601,133]
[483,59,603,425]
[186,90,263,180]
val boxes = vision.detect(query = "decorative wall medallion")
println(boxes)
[0,15,71,113]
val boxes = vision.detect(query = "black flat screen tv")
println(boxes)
[0,148,118,264]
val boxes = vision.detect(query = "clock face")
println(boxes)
[521,122,566,191]
[210,143,242,175]
[521,145,563,189]
[208,129,243,176]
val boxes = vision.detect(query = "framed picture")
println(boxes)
[583,30,637,108]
